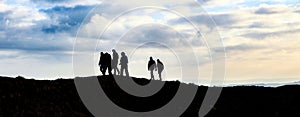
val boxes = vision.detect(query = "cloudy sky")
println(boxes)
[0,0,299,85]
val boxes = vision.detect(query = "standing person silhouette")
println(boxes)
[119,52,129,77]
[148,57,157,80]
[98,52,105,75]
[103,52,112,76]
[156,59,164,80]
[111,49,120,75]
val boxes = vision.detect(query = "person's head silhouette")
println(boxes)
[121,52,125,56]
[150,56,153,60]
[112,49,116,53]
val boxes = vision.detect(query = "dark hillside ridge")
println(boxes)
[0,76,300,117]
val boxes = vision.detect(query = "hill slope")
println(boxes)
[0,76,300,117]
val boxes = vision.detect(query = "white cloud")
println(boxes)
[106,0,195,8]
[201,0,246,8]
[30,0,102,7]
[0,2,13,12]
[2,3,48,28]
[205,4,300,81]
[0,50,73,79]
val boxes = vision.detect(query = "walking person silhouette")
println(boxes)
[111,49,120,75]
[148,57,157,80]
[156,59,164,80]
[119,52,129,77]
[102,52,113,76]
[98,52,105,75]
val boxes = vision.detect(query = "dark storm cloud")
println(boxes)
[211,13,237,27]
[39,5,95,34]
[0,17,73,52]
[196,0,211,4]
[0,11,11,30]
[214,44,264,53]
[255,7,278,14]
[0,4,96,52]
[294,10,300,13]
[31,0,72,3]
[168,13,237,28]
[0,54,18,60]
[241,28,300,40]
[118,24,195,48]
[248,22,266,28]
[0,2,122,56]
[0,35,72,51]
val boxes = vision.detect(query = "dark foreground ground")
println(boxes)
[0,76,300,117]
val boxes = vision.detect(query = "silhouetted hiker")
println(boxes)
[148,57,157,80]
[157,59,164,80]
[120,52,129,77]
[112,49,120,75]
[98,52,105,75]
[102,52,112,76]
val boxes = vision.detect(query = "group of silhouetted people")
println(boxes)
[98,49,129,77]
[148,57,164,80]
[98,50,164,80]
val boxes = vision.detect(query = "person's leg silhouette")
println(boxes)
[150,70,154,80]
[100,67,103,75]
[108,66,112,76]
[113,67,116,75]
[125,65,129,77]
[117,67,120,75]
[114,66,120,75]
[120,66,124,77]
[158,71,162,80]
[103,66,107,75]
